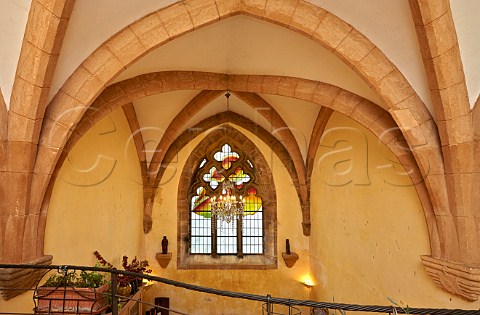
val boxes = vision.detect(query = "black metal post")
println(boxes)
[266,294,272,315]
[111,270,118,315]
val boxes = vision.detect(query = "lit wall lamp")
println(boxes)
[302,278,314,288]
[142,279,156,287]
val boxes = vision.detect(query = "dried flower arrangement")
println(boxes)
[93,251,151,287]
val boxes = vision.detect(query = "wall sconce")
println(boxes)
[302,278,314,288]
[142,279,156,287]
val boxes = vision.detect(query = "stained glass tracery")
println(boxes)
[203,166,225,189]
[213,144,239,169]
[190,143,263,256]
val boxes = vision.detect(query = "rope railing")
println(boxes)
[1,264,479,315]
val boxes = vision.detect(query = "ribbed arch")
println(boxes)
[147,90,307,224]
[153,111,299,231]
[307,107,333,181]
[37,73,439,254]
[40,0,438,186]
[148,90,224,178]
[32,0,448,254]
[40,71,439,183]
[9,0,74,144]
[231,91,307,207]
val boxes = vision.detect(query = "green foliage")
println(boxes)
[43,272,77,287]
[43,270,106,289]
[76,270,107,288]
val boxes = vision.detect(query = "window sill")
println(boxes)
[178,254,277,270]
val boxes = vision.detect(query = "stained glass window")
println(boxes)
[189,143,264,256]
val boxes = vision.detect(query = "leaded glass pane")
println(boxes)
[217,220,237,254]
[191,236,212,254]
[213,144,239,169]
[199,158,207,169]
[243,187,262,215]
[243,237,263,254]
[191,187,211,218]
[243,209,263,254]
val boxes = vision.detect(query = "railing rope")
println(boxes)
[1,264,479,315]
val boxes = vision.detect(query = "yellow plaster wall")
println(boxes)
[7,109,480,313]
[143,125,311,315]
[0,292,33,313]
[309,112,480,311]
[44,108,144,265]
[1,109,145,312]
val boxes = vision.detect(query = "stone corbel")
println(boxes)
[0,255,53,300]
[155,253,172,268]
[282,252,299,268]
[302,222,311,236]
[143,197,153,233]
[421,255,480,301]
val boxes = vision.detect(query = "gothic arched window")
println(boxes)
[177,126,277,269]
[190,143,263,257]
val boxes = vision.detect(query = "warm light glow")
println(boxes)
[302,276,314,288]
[142,279,156,287]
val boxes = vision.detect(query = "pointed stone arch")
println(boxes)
[41,72,439,189]
[36,0,446,252]
[153,111,300,235]
[42,0,437,182]
[37,72,440,258]
[9,0,75,144]
[147,90,307,232]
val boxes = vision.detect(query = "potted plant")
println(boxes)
[35,268,109,314]
[94,251,151,297]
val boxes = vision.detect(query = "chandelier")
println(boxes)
[211,180,244,223]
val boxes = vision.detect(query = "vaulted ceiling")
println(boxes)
[2,0,480,163]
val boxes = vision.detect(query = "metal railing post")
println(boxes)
[266,294,272,315]
[111,269,118,315]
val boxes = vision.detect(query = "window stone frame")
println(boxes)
[177,126,277,270]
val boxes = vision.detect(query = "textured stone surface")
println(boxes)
[264,0,297,25]
[0,255,53,300]
[105,28,146,67]
[313,13,352,49]
[421,255,480,301]
[10,0,74,143]
[157,2,193,39]
[335,29,375,64]
[130,13,169,51]
[83,46,125,85]
[290,1,325,36]
[184,0,220,28]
